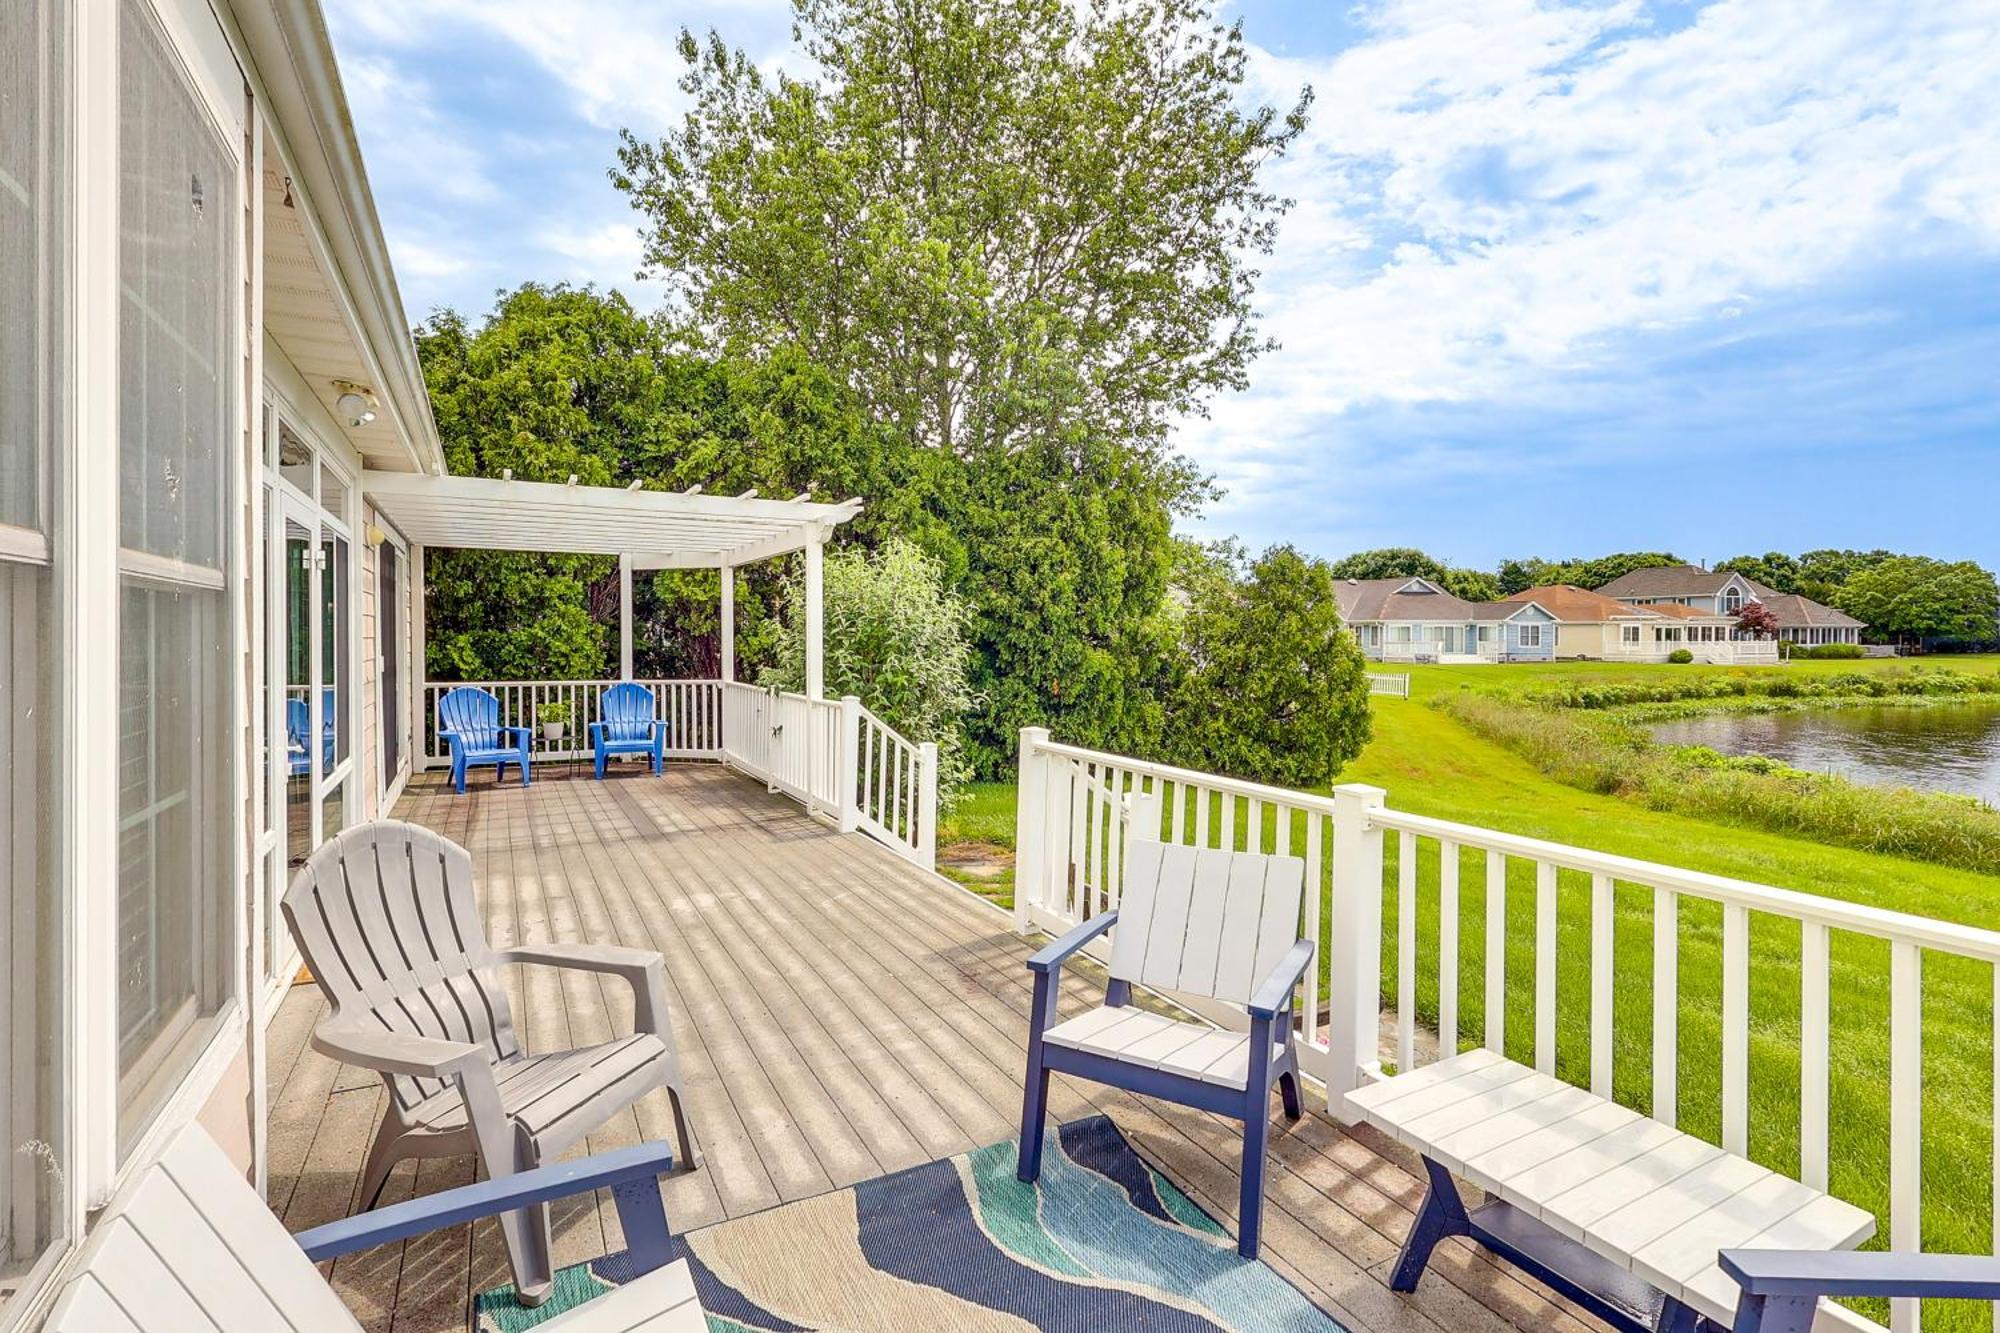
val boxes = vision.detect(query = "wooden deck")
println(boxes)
[267,763,1602,1333]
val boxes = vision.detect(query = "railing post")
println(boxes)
[838,696,862,833]
[1327,783,1387,1123]
[917,741,939,872]
[1014,728,1051,935]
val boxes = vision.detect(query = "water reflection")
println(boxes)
[1650,703,2000,803]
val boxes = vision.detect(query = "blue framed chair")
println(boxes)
[437,686,532,793]
[1718,1249,2000,1332]
[1017,836,1313,1259]
[45,1124,705,1329]
[286,694,337,776]
[590,681,668,779]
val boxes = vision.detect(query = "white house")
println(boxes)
[1501,585,1776,663]
[1595,565,1865,646]
[1333,577,1557,663]
[3,2,877,1322]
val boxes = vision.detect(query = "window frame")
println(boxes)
[63,0,251,1222]
[1517,623,1543,649]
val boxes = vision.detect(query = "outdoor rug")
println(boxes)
[475,1114,1346,1332]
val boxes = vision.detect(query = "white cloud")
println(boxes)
[339,54,499,206]
[1189,0,2000,513]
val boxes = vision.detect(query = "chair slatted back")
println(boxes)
[45,1125,363,1332]
[600,681,658,742]
[437,685,503,751]
[1107,839,1306,1009]
[283,820,520,1110]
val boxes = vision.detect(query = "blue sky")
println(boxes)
[325,0,2000,572]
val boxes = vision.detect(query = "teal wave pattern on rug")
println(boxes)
[475,1114,1345,1332]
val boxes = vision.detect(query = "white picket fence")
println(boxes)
[421,678,936,869]
[1366,672,1411,698]
[1013,729,2000,1333]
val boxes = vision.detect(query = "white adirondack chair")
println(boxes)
[282,819,699,1305]
[1017,837,1315,1258]
[44,1124,705,1331]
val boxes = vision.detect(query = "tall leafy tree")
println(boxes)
[1165,545,1372,787]
[614,0,1309,459]
[1835,557,2000,646]
[1497,551,1682,594]
[612,0,1310,768]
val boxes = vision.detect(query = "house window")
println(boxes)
[1518,624,1542,648]
[1722,589,1743,613]
[0,0,70,1299]
[115,0,238,1151]
[1621,625,1642,645]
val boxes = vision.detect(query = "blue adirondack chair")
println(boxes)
[286,694,337,776]
[1018,836,1313,1260]
[437,686,532,793]
[590,681,668,779]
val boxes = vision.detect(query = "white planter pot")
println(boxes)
[542,723,565,742]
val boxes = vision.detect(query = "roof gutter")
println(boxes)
[230,0,445,475]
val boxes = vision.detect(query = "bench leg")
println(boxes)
[1391,1155,1469,1292]
[1726,1293,1816,1333]
[1238,1103,1271,1259]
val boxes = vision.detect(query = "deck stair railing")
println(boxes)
[1013,727,2000,1333]
[419,677,937,871]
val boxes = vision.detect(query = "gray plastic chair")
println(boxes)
[282,819,699,1306]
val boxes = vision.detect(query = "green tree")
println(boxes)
[763,539,980,797]
[1835,557,2000,646]
[612,0,1307,770]
[1497,551,1682,593]
[415,287,669,679]
[1716,552,1801,593]
[1328,547,1450,582]
[1164,545,1372,787]
[614,0,1309,460]
[1438,567,1502,602]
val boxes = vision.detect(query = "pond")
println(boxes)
[1649,702,2000,804]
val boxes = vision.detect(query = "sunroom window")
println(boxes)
[115,0,237,1151]
[1,0,69,1305]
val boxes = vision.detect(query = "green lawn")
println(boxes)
[939,655,2000,1326]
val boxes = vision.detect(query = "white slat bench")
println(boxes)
[1347,1049,1876,1332]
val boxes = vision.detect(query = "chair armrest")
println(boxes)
[1026,911,1118,974]
[497,724,533,743]
[587,721,607,741]
[294,1140,677,1262]
[310,1018,486,1080]
[1720,1249,2000,1302]
[501,943,671,1034]
[1248,939,1316,1020]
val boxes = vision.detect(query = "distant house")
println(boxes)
[1594,565,1865,646]
[1498,585,1765,663]
[1334,577,1556,663]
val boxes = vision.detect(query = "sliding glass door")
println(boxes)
[262,424,354,984]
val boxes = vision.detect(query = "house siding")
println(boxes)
[1500,607,1557,660]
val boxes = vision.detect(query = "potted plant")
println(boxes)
[538,701,571,742]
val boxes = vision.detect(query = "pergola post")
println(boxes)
[618,555,634,681]
[719,563,735,683]
[412,544,428,770]
[803,529,826,701]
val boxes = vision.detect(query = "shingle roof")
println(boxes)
[1594,565,1745,598]
[1503,585,1660,623]
[1640,601,1733,621]
[1754,593,1865,628]
[1333,577,1481,623]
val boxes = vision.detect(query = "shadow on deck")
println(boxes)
[266,763,1597,1333]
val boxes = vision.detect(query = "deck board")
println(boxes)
[267,762,1602,1333]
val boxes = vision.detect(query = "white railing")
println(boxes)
[421,677,939,868]
[1014,729,2000,1333]
[421,679,722,766]
[717,681,937,870]
[1366,672,1411,698]
[848,701,937,869]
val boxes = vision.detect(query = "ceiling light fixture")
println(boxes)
[332,380,378,428]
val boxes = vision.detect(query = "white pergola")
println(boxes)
[361,471,863,693]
